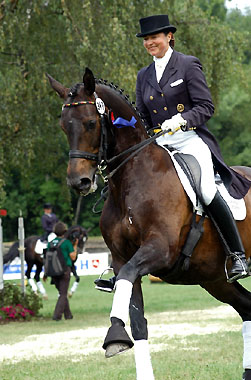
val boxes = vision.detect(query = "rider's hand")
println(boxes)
[161,118,177,133]
[161,113,187,133]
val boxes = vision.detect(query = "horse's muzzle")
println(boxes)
[67,175,97,196]
[67,175,91,194]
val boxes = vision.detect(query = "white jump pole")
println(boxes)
[0,218,3,291]
[18,211,25,295]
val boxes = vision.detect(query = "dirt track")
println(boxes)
[0,305,241,363]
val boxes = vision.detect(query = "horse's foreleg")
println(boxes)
[130,278,154,380]
[103,239,169,359]
[69,264,80,297]
[103,279,134,356]
[34,264,47,298]
[201,280,251,380]
[26,264,38,293]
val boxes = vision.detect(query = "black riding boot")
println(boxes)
[206,190,248,283]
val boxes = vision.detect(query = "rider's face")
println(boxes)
[143,32,171,58]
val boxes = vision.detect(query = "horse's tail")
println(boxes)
[3,241,19,270]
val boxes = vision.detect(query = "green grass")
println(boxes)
[1,275,251,379]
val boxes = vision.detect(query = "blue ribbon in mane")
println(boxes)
[113,116,137,128]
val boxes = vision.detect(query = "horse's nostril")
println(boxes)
[80,178,91,190]
[67,175,93,194]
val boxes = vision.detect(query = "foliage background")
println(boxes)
[0,0,250,240]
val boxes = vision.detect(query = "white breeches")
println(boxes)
[157,130,217,205]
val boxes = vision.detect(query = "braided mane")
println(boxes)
[68,83,84,98]
[67,78,149,131]
[95,78,150,131]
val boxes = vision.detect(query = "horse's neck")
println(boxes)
[97,85,148,151]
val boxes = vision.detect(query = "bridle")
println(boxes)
[63,96,105,163]
[62,92,167,182]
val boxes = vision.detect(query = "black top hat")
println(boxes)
[136,15,176,38]
[44,203,52,209]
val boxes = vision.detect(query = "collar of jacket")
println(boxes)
[146,50,178,93]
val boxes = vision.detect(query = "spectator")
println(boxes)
[50,221,78,321]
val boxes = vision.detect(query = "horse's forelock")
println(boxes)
[68,83,84,99]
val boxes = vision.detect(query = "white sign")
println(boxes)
[74,252,109,276]
[3,252,109,280]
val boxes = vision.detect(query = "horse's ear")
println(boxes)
[46,73,69,99]
[83,67,95,96]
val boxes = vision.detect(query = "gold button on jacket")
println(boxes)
[177,104,185,112]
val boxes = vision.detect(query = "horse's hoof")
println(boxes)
[105,343,131,358]
[68,291,72,297]
[102,323,134,352]
[43,294,48,300]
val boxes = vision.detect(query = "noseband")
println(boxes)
[63,93,108,163]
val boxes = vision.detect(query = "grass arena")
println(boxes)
[1,273,250,380]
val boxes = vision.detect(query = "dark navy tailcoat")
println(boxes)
[136,49,251,199]
[41,213,58,234]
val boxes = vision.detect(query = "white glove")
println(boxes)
[161,118,177,133]
[161,113,187,133]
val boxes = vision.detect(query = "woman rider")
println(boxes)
[135,14,251,283]
[95,14,250,291]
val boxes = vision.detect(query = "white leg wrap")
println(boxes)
[134,340,155,380]
[243,321,251,369]
[28,278,38,292]
[37,281,46,295]
[110,279,133,325]
[70,281,79,293]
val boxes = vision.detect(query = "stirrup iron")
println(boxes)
[225,253,248,283]
[94,267,115,292]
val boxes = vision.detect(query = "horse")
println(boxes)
[47,68,251,380]
[3,225,88,298]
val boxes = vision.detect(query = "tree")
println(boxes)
[208,8,251,165]
[0,0,250,239]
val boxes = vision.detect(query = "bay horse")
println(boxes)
[47,68,251,380]
[3,225,88,297]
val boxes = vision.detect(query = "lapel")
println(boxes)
[146,62,162,93]
[159,50,178,89]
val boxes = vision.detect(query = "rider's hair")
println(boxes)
[53,221,67,237]
[164,30,175,47]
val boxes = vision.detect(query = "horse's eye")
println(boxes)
[86,120,96,130]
